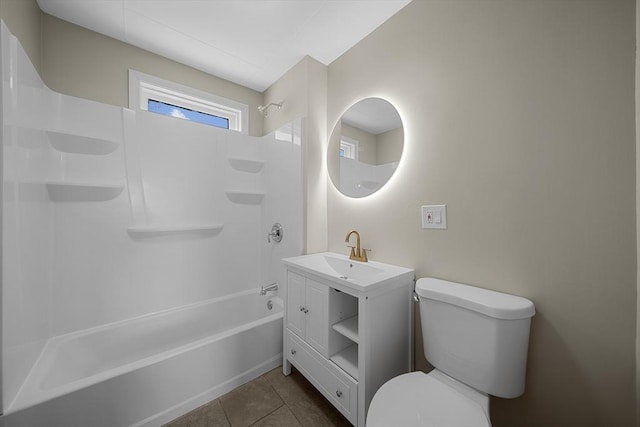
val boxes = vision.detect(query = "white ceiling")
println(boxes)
[36,0,411,92]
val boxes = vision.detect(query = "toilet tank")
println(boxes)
[415,278,535,399]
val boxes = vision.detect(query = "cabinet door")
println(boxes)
[305,278,329,356]
[287,271,306,338]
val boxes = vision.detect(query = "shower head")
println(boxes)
[258,101,284,117]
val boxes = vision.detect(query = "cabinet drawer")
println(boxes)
[286,330,358,425]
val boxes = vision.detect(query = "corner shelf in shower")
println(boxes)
[227,157,264,173]
[127,224,224,237]
[46,180,125,202]
[46,131,119,155]
[225,190,265,205]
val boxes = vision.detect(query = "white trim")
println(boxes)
[128,70,248,134]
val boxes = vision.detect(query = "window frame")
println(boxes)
[340,136,359,160]
[128,70,249,134]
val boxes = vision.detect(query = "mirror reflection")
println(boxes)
[328,97,403,198]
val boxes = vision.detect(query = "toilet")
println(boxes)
[367,277,535,427]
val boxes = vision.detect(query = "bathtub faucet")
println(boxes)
[260,282,278,295]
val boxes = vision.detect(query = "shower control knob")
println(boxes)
[336,390,343,398]
[267,223,283,243]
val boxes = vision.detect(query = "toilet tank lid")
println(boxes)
[416,278,535,320]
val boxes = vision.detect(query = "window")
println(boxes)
[147,99,230,129]
[129,70,248,133]
[340,136,359,160]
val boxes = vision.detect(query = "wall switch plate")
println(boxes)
[421,205,447,229]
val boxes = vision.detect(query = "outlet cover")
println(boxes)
[421,205,447,229]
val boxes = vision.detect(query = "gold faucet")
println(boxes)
[345,230,368,262]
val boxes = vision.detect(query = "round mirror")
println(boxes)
[328,97,403,198]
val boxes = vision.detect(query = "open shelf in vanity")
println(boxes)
[332,315,359,343]
[282,252,414,427]
[331,344,358,380]
[328,289,359,381]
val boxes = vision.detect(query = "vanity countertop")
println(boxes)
[283,252,414,293]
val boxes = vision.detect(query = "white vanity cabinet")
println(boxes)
[286,272,330,356]
[282,252,414,427]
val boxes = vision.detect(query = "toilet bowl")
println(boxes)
[367,277,535,427]
[367,370,490,427]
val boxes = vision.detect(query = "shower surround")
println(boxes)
[1,21,303,426]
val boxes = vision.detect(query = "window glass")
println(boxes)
[148,99,230,129]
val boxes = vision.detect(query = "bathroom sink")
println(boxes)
[323,255,384,279]
[282,252,414,291]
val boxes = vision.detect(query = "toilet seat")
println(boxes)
[366,371,491,427]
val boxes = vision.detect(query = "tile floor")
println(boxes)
[163,366,352,427]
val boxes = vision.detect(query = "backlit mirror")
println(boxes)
[328,97,403,198]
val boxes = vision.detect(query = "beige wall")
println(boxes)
[326,1,636,426]
[327,120,342,186]
[0,0,42,73]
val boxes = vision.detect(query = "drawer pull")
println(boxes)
[299,306,305,311]
[336,390,343,398]
[303,308,309,314]
[291,349,296,355]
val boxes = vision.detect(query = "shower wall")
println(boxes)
[1,22,303,411]
[1,21,53,411]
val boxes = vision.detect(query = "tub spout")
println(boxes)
[260,282,278,295]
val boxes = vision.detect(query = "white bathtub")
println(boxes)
[1,289,283,427]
